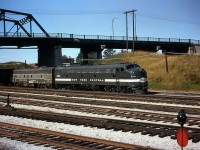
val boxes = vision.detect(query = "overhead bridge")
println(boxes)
[0,8,199,67]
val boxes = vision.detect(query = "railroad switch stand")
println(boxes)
[176,109,188,149]
[177,109,187,127]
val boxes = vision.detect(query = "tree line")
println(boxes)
[62,49,116,64]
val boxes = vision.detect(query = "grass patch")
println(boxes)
[0,62,33,69]
[97,51,200,91]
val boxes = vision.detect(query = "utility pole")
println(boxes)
[124,11,129,52]
[132,10,137,52]
[124,9,137,52]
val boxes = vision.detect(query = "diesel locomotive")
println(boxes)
[12,63,148,93]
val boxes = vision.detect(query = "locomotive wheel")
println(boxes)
[116,86,121,93]
[109,87,113,92]
[104,86,108,92]
[143,86,148,93]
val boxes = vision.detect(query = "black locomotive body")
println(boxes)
[11,63,148,93]
[55,63,148,93]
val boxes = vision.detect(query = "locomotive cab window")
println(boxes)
[126,64,140,70]
[134,64,140,68]
[126,65,134,70]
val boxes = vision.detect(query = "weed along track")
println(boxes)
[0,122,151,150]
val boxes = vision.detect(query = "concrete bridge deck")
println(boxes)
[1,32,199,50]
[0,32,199,66]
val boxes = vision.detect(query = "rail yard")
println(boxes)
[0,86,200,149]
[1,2,200,150]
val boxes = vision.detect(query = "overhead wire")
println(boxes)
[137,13,200,25]
[3,8,199,25]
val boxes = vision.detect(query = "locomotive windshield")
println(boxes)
[126,64,140,70]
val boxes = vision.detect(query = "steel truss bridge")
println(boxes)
[0,8,199,67]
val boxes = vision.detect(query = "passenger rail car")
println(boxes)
[55,63,148,93]
[13,67,54,88]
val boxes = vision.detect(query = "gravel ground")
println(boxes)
[0,91,200,150]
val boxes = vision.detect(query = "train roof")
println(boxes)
[14,67,54,72]
[56,63,140,70]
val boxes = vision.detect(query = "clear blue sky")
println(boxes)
[0,0,200,63]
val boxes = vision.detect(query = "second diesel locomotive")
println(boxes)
[12,63,148,93]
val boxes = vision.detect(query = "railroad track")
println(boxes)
[0,87,200,148]
[1,106,200,143]
[0,94,200,127]
[1,86,200,102]
[0,89,200,126]
[0,90,200,115]
[0,122,152,150]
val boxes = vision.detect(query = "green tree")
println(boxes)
[103,49,116,58]
[76,52,83,64]
[88,52,97,65]
[62,55,74,64]
[62,55,68,63]
[76,51,97,64]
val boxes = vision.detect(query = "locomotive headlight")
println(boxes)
[140,77,147,83]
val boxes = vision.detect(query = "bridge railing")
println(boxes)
[0,32,200,44]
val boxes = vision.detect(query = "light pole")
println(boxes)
[112,17,117,39]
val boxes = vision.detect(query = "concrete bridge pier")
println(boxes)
[80,47,89,65]
[96,48,103,59]
[38,45,62,67]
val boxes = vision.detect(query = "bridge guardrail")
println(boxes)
[0,32,199,44]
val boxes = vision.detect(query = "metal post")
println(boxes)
[132,10,137,52]
[135,13,137,38]
[17,24,19,37]
[125,12,128,52]
[165,49,168,73]
[181,126,183,150]
[6,94,10,107]
[124,9,137,52]
[30,17,32,36]
[3,12,6,36]
[25,60,26,68]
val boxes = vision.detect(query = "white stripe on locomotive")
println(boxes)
[55,78,143,83]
